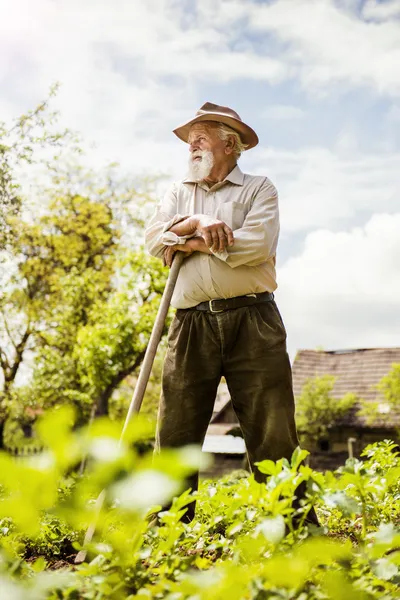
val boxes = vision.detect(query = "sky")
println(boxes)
[1,0,400,360]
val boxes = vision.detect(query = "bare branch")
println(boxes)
[0,308,17,350]
[0,346,10,376]
[6,323,32,385]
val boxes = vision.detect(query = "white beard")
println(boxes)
[187,150,214,181]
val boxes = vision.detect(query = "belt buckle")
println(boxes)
[209,299,223,313]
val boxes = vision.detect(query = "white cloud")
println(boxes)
[261,105,305,120]
[1,0,400,183]
[249,145,400,233]
[1,0,399,240]
[387,104,400,122]
[0,0,285,175]
[334,127,360,155]
[247,0,400,97]
[277,213,400,357]
[2,0,400,132]
[363,0,400,21]
[1,0,399,361]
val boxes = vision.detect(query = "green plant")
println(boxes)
[358,364,400,430]
[295,375,357,447]
[0,408,399,598]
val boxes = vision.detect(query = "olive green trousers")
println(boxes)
[155,299,316,524]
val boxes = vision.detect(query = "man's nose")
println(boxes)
[189,142,198,152]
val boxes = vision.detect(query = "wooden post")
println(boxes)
[347,437,356,459]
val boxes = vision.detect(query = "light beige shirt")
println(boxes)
[145,165,280,309]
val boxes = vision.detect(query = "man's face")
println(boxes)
[188,123,227,164]
[187,123,232,181]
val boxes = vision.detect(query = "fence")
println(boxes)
[6,446,44,458]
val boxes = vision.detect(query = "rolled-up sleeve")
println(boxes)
[212,179,280,268]
[145,183,191,259]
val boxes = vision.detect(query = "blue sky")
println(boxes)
[1,0,400,358]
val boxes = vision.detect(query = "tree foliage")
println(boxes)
[378,363,400,408]
[357,363,400,427]
[0,83,77,248]
[296,375,357,447]
[0,94,169,447]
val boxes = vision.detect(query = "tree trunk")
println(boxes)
[94,350,147,419]
[0,419,5,450]
[78,350,147,475]
[94,383,114,418]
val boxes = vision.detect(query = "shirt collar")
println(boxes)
[183,164,245,187]
[224,164,245,186]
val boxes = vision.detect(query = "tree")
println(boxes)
[0,95,169,448]
[0,87,79,445]
[357,363,400,428]
[0,84,77,249]
[378,364,400,407]
[2,186,169,442]
[295,375,356,448]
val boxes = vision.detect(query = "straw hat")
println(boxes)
[173,102,259,150]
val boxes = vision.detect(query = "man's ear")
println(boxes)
[224,135,235,155]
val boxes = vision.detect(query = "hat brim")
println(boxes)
[173,113,258,150]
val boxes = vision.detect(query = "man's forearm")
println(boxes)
[168,214,234,252]
[168,216,197,236]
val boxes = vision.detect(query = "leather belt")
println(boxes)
[193,291,274,314]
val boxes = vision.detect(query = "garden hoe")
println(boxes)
[75,252,184,564]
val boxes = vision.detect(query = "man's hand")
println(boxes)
[189,214,234,252]
[163,242,192,268]
[163,237,212,267]
[168,214,234,252]
[163,239,196,268]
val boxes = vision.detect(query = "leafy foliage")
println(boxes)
[378,364,400,407]
[0,83,78,248]
[295,375,357,446]
[358,363,400,428]
[0,410,400,599]
[1,185,168,437]
[0,94,169,447]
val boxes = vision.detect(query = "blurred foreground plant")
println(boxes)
[0,407,399,599]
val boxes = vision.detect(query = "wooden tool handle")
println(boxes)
[75,251,184,564]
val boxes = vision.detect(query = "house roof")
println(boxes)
[206,347,400,436]
[292,347,400,428]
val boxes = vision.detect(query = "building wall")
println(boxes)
[308,426,399,470]
[212,403,237,424]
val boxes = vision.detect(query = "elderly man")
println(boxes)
[145,102,317,526]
